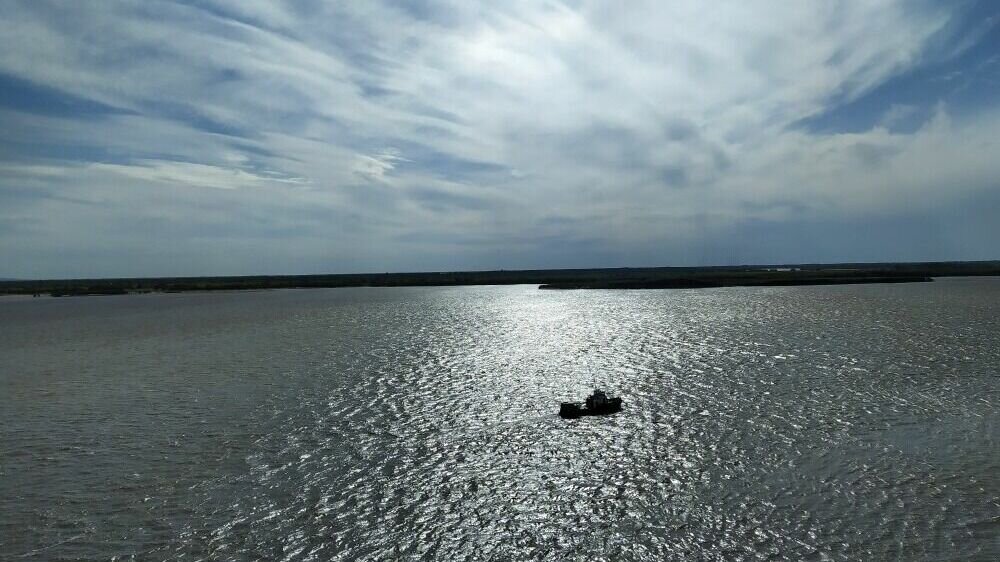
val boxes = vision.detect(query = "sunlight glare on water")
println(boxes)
[1,279,998,561]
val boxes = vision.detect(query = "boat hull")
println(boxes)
[559,398,622,419]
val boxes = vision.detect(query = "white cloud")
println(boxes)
[88,160,305,191]
[352,149,408,183]
[0,0,997,275]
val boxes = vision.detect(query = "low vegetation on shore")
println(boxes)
[2,261,998,297]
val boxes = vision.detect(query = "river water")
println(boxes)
[1,279,997,561]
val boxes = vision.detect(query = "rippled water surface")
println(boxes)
[2,279,998,561]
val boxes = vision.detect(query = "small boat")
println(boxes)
[559,389,622,419]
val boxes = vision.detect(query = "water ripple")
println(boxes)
[1,280,998,560]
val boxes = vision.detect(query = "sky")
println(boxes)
[1,1,999,278]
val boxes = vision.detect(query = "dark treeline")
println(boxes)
[2,260,999,296]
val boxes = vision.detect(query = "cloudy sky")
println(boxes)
[2,1,999,278]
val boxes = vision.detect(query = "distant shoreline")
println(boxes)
[538,274,934,290]
[1,261,997,297]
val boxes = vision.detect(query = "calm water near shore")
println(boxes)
[1,279,998,561]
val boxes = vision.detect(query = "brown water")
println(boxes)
[1,279,998,561]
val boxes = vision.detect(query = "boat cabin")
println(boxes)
[585,389,608,409]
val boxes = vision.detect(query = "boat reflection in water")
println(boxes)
[559,389,622,419]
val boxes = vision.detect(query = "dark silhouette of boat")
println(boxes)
[559,389,622,419]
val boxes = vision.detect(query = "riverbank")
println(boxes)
[538,274,933,290]
[1,260,996,296]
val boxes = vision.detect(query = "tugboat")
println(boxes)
[559,389,623,419]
